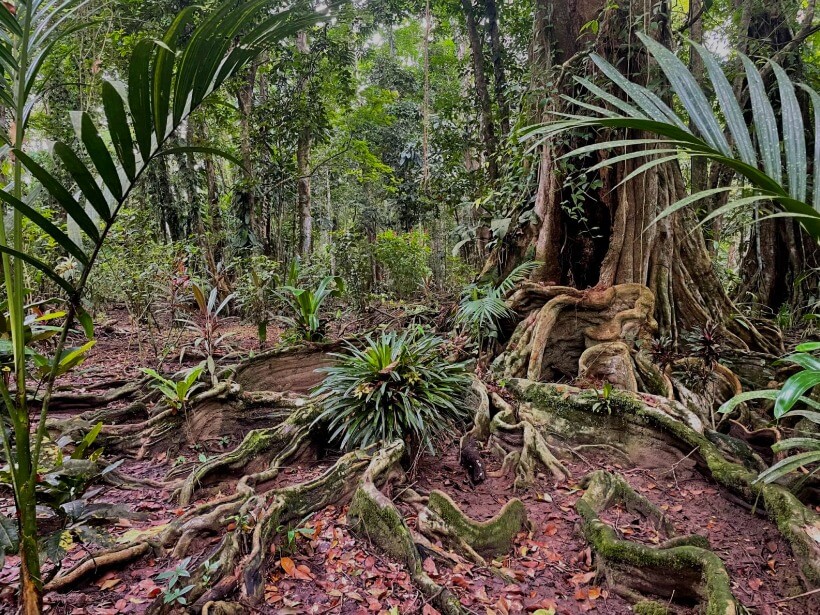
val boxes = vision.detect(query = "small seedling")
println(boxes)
[200,558,220,586]
[591,382,614,414]
[157,557,194,605]
[225,512,253,532]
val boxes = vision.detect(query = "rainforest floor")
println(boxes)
[0,309,818,615]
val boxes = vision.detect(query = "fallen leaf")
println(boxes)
[588,586,601,600]
[544,523,558,536]
[422,557,438,576]
[422,605,441,615]
[748,578,764,591]
[96,578,121,591]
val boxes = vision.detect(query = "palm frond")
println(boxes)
[527,32,820,242]
[2,0,324,301]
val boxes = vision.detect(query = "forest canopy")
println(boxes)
[1,0,820,614]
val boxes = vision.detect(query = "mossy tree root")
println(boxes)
[488,398,569,488]
[578,470,737,615]
[140,442,404,614]
[348,451,465,615]
[515,380,820,588]
[417,490,528,565]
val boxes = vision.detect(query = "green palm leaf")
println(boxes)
[4,0,324,299]
[530,35,820,243]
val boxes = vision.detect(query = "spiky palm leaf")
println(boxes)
[0,0,323,301]
[525,31,820,242]
[456,260,539,348]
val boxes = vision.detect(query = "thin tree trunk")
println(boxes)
[485,0,510,138]
[296,31,312,257]
[461,0,498,182]
[236,62,258,244]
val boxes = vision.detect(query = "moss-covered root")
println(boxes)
[514,379,820,588]
[490,404,569,488]
[417,490,528,565]
[176,401,319,505]
[348,458,465,615]
[578,471,737,615]
[147,443,400,614]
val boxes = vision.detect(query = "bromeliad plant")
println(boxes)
[276,260,344,341]
[0,1,322,611]
[312,328,471,454]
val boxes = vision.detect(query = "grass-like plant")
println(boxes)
[312,328,471,453]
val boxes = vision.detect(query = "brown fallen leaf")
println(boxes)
[97,577,122,591]
[748,577,764,591]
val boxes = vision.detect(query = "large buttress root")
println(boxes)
[512,379,820,588]
[176,399,320,505]
[578,470,738,614]
[348,451,465,615]
[417,490,528,565]
[495,283,656,383]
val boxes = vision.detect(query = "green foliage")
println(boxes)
[235,255,280,347]
[157,556,194,605]
[719,342,820,484]
[178,283,235,384]
[456,261,539,352]
[312,328,471,453]
[373,229,431,298]
[591,382,614,414]
[140,365,205,413]
[276,262,344,341]
[534,32,820,242]
[330,230,373,307]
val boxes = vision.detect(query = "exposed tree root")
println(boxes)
[348,449,465,615]
[511,379,820,588]
[38,377,148,412]
[484,383,569,488]
[417,490,528,565]
[577,470,737,614]
[142,442,406,613]
[227,341,342,394]
[44,543,152,592]
[176,400,319,504]
[495,283,656,383]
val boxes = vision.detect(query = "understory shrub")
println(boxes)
[312,328,470,453]
[374,229,432,298]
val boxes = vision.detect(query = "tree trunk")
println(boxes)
[735,3,820,316]
[485,0,510,138]
[297,124,313,258]
[460,0,498,182]
[490,0,780,354]
[236,62,259,246]
[296,31,312,258]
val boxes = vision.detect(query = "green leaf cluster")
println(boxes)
[312,327,470,453]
